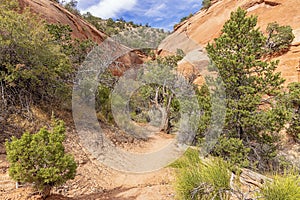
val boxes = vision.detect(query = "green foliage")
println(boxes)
[5,119,77,198]
[128,54,183,132]
[96,84,113,123]
[95,70,118,123]
[205,8,287,170]
[129,83,180,127]
[70,38,95,65]
[176,49,185,57]
[46,23,95,65]
[63,0,80,15]
[46,23,72,50]
[195,84,212,143]
[129,85,153,123]
[180,13,194,23]
[174,13,194,29]
[114,26,169,49]
[202,0,212,9]
[155,54,184,69]
[82,12,148,36]
[171,149,231,200]
[211,136,250,169]
[0,0,72,106]
[109,53,184,132]
[286,82,300,141]
[266,22,295,54]
[260,171,300,200]
[82,12,104,32]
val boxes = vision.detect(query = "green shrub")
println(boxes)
[180,13,194,23]
[0,0,72,106]
[47,23,95,65]
[266,22,295,53]
[286,82,300,141]
[5,119,77,198]
[202,0,212,9]
[63,0,80,16]
[211,136,250,169]
[96,84,114,123]
[260,172,300,200]
[171,149,231,200]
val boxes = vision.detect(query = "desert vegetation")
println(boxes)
[0,0,299,199]
[5,118,77,198]
[172,7,299,200]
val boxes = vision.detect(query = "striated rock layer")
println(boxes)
[159,0,300,85]
[18,0,106,44]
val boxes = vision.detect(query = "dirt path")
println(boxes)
[0,128,177,200]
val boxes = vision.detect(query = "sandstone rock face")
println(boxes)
[159,0,300,85]
[18,0,106,44]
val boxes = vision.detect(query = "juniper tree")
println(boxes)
[5,119,77,198]
[206,8,288,170]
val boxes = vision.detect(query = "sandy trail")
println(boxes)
[0,127,177,200]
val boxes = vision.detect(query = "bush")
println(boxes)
[202,0,212,9]
[47,23,95,65]
[5,119,77,198]
[171,149,231,200]
[260,172,300,200]
[180,13,194,23]
[211,136,250,169]
[63,0,80,16]
[286,82,300,141]
[266,22,295,53]
[0,0,72,106]
[96,83,114,123]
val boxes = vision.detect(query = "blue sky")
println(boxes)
[69,0,203,30]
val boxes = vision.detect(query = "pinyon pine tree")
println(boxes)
[206,8,288,170]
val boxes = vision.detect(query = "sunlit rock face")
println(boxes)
[159,0,300,85]
[19,0,106,43]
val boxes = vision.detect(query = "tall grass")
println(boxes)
[260,171,300,200]
[170,148,231,200]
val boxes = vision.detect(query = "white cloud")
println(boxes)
[82,0,137,19]
[145,3,167,17]
[154,17,163,21]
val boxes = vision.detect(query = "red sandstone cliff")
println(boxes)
[159,0,300,85]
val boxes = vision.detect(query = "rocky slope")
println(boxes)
[18,0,106,43]
[159,0,300,85]
[18,0,143,72]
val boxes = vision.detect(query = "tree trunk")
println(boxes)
[161,94,173,133]
[41,185,52,199]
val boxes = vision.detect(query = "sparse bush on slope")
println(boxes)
[202,0,212,10]
[266,22,295,54]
